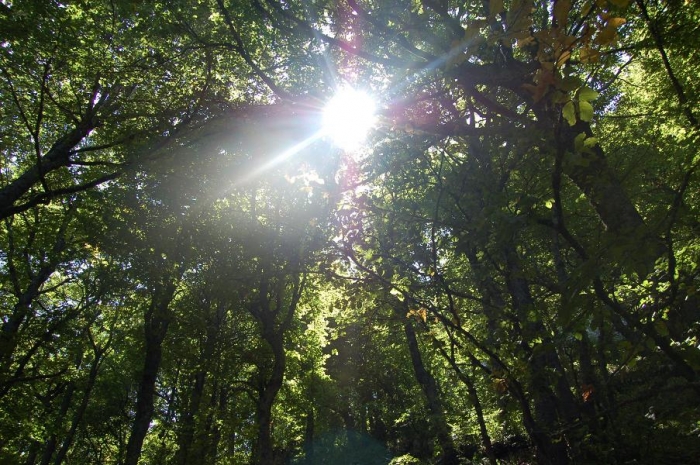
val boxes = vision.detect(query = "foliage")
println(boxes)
[1,0,700,464]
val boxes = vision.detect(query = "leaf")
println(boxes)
[654,320,669,337]
[579,47,600,63]
[556,50,571,68]
[595,23,618,45]
[581,383,595,402]
[583,136,598,148]
[574,132,586,150]
[559,75,582,91]
[578,86,599,102]
[562,100,576,125]
[607,17,627,27]
[581,1,593,16]
[390,288,405,301]
[490,0,504,18]
[579,100,594,122]
[411,0,424,14]
[553,0,571,27]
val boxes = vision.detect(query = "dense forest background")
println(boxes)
[1,0,699,464]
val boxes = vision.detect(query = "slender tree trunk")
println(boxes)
[504,247,577,465]
[124,280,177,465]
[402,316,459,465]
[462,246,555,462]
[253,329,285,465]
[39,382,76,465]
[435,344,497,465]
[53,343,105,465]
[205,383,227,463]
[174,300,226,465]
[0,217,70,372]
[304,408,315,463]
[249,270,304,465]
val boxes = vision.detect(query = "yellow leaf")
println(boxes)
[490,0,504,18]
[594,24,618,45]
[607,17,626,27]
[419,308,427,322]
[579,46,600,63]
[556,50,571,68]
[516,35,535,48]
[553,0,571,28]
[580,1,593,17]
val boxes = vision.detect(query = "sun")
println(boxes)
[322,87,377,151]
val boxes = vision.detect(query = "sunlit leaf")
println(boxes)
[563,100,577,125]
[579,100,594,121]
[578,86,600,102]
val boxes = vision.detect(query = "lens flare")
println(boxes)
[322,88,377,150]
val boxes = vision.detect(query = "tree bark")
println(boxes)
[39,382,75,465]
[124,279,178,465]
[504,247,577,465]
[304,408,315,463]
[402,315,459,465]
[253,322,286,465]
[0,119,97,220]
[248,270,304,465]
[52,344,104,465]
[435,343,497,465]
[174,300,227,465]
[0,214,71,372]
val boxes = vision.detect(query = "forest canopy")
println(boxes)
[1,0,699,464]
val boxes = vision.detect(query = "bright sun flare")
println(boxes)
[322,87,377,151]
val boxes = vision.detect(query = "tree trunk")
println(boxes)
[402,316,459,465]
[504,247,576,465]
[39,382,76,465]
[174,300,226,465]
[53,343,105,465]
[304,408,315,463]
[557,119,664,272]
[0,216,70,372]
[204,383,228,463]
[249,270,304,465]
[435,344,497,465]
[253,329,286,465]
[124,279,178,465]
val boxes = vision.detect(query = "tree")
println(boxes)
[2,0,700,464]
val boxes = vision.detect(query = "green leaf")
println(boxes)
[654,320,669,337]
[578,86,599,102]
[562,100,576,125]
[579,100,594,122]
[390,288,405,301]
[583,136,598,148]
[574,132,587,151]
[559,75,583,92]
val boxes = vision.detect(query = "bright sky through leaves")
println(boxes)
[322,87,377,150]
